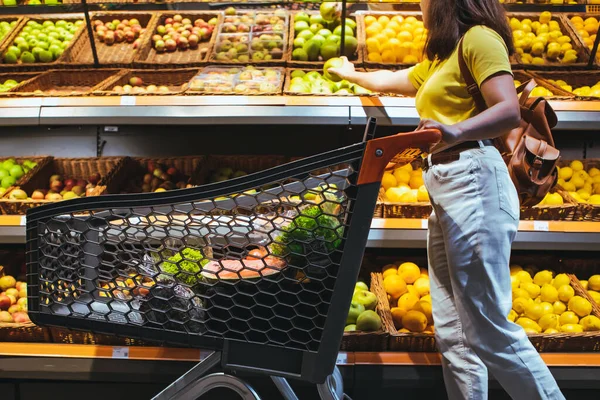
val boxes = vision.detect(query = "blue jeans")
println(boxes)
[423,144,564,400]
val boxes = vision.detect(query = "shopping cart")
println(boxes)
[25,120,440,400]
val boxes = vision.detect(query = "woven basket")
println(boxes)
[507,12,589,70]
[0,157,126,215]
[185,65,285,96]
[105,155,206,194]
[0,155,51,202]
[49,327,153,346]
[283,67,377,96]
[287,11,362,68]
[513,70,574,100]
[556,159,600,221]
[520,188,579,221]
[528,71,600,101]
[94,68,199,95]
[0,322,52,343]
[64,12,156,67]
[0,71,41,95]
[340,272,389,351]
[135,11,222,68]
[0,14,87,71]
[210,10,288,66]
[7,68,122,97]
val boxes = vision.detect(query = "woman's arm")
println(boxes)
[417,73,520,144]
[328,57,418,96]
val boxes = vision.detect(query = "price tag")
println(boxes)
[533,221,549,232]
[336,353,348,365]
[112,347,130,359]
[20,216,26,226]
[120,96,136,106]
[421,219,428,229]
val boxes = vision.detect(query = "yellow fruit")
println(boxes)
[399,189,418,203]
[368,52,383,63]
[534,270,554,286]
[510,265,524,275]
[524,302,544,321]
[508,309,518,322]
[364,15,377,26]
[560,324,584,333]
[387,21,402,34]
[558,284,575,302]
[511,275,520,291]
[365,25,380,39]
[391,307,408,329]
[590,195,600,205]
[589,167,600,177]
[516,270,533,284]
[413,300,433,324]
[420,268,428,277]
[544,192,563,205]
[416,186,429,202]
[381,50,396,63]
[571,160,584,171]
[516,317,542,333]
[385,186,410,202]
[398,328,410,333]
[402,310,428,332]
[540,302,554,316]
[553,273,570,289]
[382,28,396,39]
[513,297,533,314]
[558,166,574,180]
[581,280,589,290]
[420,294,431,303]
[413,277,430,297]
[553,301,567,314]
[406,285,419,299]
[398,262,420,284]
[384,274,408,299]
[569,295,593,317]
[588,275,600,291]
[580,315,600,331]
[562,182,577,192]
[539,11,552,24]
[521,282,541,299]
[393,168,411,184]
[544,328,560,334]
[403,55,419,64]
[513,288,531,300]
[538,313,559,331]
[532,57,545,66]
[409,175,424,190]
[531,41,545,57]
[382,264,398,278]
[559,310,579,325]
[424,325,434,334]
[510,18,522,30]
[381,172,397,190]
[540,284,559,303]
[378,15,390,26]
[365,37,380,54]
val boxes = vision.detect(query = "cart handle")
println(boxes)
[357,129,442,185]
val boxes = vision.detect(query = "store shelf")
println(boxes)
[0,97,599,128]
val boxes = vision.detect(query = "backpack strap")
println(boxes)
[458,38,488,112]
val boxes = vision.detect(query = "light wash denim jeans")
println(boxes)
[423,143,565,400]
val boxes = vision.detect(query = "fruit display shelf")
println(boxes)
[530,70,600,99]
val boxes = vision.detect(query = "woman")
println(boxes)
[330,1,565,399]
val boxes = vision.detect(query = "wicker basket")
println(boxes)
[520,188,579,221]
[94,68,199,96]
[340,272,389,351]
[64,12,156,67]
[104,155,206,194]
[0,322,52,343]
[527,71,600,101]
[7,69,122,97]
[556,159,600,221]
[185,65,285,96]
[0,155,51,201]
[287,11,362,68]
[283,67,376,96]
[0,157,126,215]
[0,14,87,71]
[135,11,222,68]
[210,10,288,66]
[507,12,589,69]
[513,70,574,100]
[0,71,41,95]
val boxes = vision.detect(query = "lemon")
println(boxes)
[510,264,524,275]
[562,181,577,192]
[570,160,584,171]
[531,41,545,56]
[521,282,541,299]
[391,307,408,329]
[409,175,424,190]
[553,301,567,314]
[591,195,600,205]
[580,315,600,331]
[398,262,420,284]
[544,193,563,205]
[393,168,411,184]
[568,295,593,317]
[402,310,428,332]
[553,273,570,289]
[425,325,435,334]
[381,172,397,190]
[384,274,408,299]
[558,285,575,302]
[540,302,554,316]
[513,288,531,300]
[420,268,429,277]
[540,284,559,303]
[385,186,410,202]
[560,324,584,333]
[559,310,579,325]
[539,11,552,24]
[513,297,533,314]
[534,270,554,286]
[589,167,600,177]
[588,291,600,304]
[383,264,398,279]
[511,275,521,291]
[544,328,560,334]
[516,270,533,284]
[525,302,544,321]
[413,277,430,296]
[508,309,518,322]
[397,292,420,311]
[558,166,573,180]
[580,280,589,290]
[589,275,600,291]
[516,317,542,333]
[413,300,433,324]
[406,285,419,299]
[420,294,431,303]
[416,186,430,202]
[539,313,560,330]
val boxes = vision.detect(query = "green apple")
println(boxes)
[356,310,382,332]
[346,301,365,325]
[355,281,369,291]
[294,12,310,23]
[344,324,356,332]
[352,289,377,311]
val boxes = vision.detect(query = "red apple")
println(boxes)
[129,76,143,87]
[181,30,191,38]
[64,178,76,188]
[88,173,101,185]
[0,295,11,310]
[133,39,142,49]
[165,39,177,52]
[12,311,30,323]
[125,31,136,43]
[31,190,44,200]
[188,34,199,48]
[50,180,63,192]
[177,36,189,49]
[104,31,115,45]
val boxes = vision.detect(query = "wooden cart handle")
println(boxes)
[357,129,442,185]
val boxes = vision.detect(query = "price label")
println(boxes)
[421,219,428,229]
[533,221,549,232]
[120,96,136,106]
[20,216,26,226]
[112,347,130,359]
[336,353,348,365]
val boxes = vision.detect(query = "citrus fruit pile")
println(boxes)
[510,11,579,65]
[509,265,600,333]
[569,15,598,61]
[383,262,433,333]
[580,275,600,306]
[547,77,600,98]
[381,162,429,203]
[364,14,426,64]
[514,79,554,97]
[557,160,600,204]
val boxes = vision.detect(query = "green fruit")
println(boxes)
[343,36,358,57]
[0,169,9,180]
[37,41,49,50]
[345,18,357,30]
[297,30,314,41]
[7,46,21,58]
[38,50,53,63]
[318,29,332,38]
[292,48,308,61]
[356,310,382,332]
[20,51,35,64]
[353,85,372,95]
[9,165,23,179]
[309,23,324,34]
[294,12,310,23]
[320,42,339,61]
[323,57,344,82]
[1,176,16,189]
[347,302,365,325]
[290,70,305,79]
[320,2,340,22]
[304,71,322,82]
[310,14,324,25]
[17,42,29,53]
[3,52,18,64]
[333,25,354,38]
[294,21,309,32]
[326,34,340,44]
[302,39,321,61]
[293,38,305,48]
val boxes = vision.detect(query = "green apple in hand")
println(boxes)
[352,289,378,311]
[346,301,365,325]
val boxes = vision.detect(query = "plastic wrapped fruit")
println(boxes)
[188,66,282,95]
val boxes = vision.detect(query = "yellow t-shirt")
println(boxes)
[408,25,512,126]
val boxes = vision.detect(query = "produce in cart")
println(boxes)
[381,162,428,203]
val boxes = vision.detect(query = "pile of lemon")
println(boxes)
[382,262,433,333]
[510,265,600,334]
[364,14,426,64]
[557,160,600,204]
[569,15,598,61]
[510,11,578,65]
[381,162,429,203]
[581,275,600,305]
[546,78,600,98]
[514,79,554,97]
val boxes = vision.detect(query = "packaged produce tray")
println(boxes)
[520,188,579,221]
[0,71,40,95]
[507,12,589,69]
[135,11,222,68]
[64,12,156,67]
[0,14,87,70]
[0,157,126,215]
[186,65,284,95]
[284,67,376,96]
[288,10,362,68]
[0,156,50,198]
[513,70,574,100]
[94,68,198,96]
[556,159,600,221]
[6,68,121,97]
[527,70,600,100]
[210,10,288,66]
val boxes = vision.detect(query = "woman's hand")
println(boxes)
[327,56,356,81]
[416,119,461,145]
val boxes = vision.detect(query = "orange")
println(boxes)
[413,300,433,324]
[397,292,419,311]
[398,262,421,284]
[402,310,428,332]
[391,307,407,329]
[384,274,408,299]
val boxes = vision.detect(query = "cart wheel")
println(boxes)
[316,366,345,400]
[174,372,261,400]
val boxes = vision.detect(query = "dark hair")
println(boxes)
[424,0,515,61]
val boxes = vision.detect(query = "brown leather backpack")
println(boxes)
[458,39,560,207]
